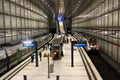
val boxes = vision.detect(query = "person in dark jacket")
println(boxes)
[31,53,34,62]
[39,52,42,61]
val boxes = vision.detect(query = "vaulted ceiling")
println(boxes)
[30,0,95,20]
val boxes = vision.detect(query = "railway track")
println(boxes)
[72,33,120,80]
[87,50,120,80]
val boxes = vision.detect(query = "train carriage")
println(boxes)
[0,49,8,74]
[86,38,99,51]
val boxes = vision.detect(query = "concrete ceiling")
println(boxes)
[30,0,95,20]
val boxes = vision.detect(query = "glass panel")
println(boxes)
[10,0,16,2]
[25,9,28,18]
[0,14,3,29]
[104,0,109,13]
[11,17,16,28]
[20,0,24,6]
[21,7,25,17]
[104,14,108,27]
[25,19,28,28]
[5,15,10,28]
[16,18,20,28]
[114,0,118,9]
[4,0,10,14]
[108,13,112,27]
[16,5,20,16]
[109,0,113,11]
[22,18,25,28]
[101,3,104,14]
[16,0,20,5]
[113,11,118,27]
[0,0,3,13]
[11,3,15,15]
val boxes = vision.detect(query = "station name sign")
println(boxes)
[23,41,36,47]
[72,41,86,47]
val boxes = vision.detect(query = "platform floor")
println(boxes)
[11,39,92,80]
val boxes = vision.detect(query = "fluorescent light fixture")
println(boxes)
[23,41,32,44]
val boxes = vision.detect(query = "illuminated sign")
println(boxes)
[72,41,86,47]
[57,16,64,22]
[73,43,86,46]
[23,41,36,47]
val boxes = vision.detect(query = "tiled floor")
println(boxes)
[11,39,91,80]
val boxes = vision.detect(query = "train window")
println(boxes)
[0,50,7,60]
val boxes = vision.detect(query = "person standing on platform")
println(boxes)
[50,47,52,52]
[48,43,49,48]
[43,45,45,50]
[31,53,34,62]
[67,38,69,43]
[39,52,42,61]
[46,46,47,50]
[70,38,72,42]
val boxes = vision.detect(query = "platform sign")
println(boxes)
[73,43,86,47]
[71,41,86,67]
[23,41,36,47]
[72,41,86,47]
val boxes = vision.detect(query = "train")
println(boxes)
[0,34,53,76]
[50,36,63,60]
[68,32,100,52]
[86,38,99,51]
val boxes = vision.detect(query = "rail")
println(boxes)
[78,47,102,80]
[71,33,102,80]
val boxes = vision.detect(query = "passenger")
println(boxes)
[60,43,63,47]
[55,52,59,60]
[48,43,49,47]
[50,43,52,47]
[67,38,69,43]
[31,53,34,62]
[61,51,64,57]
[43,45,45,50]
[39,52,42,61]
[70,38,71,42]
[50,47,52,52]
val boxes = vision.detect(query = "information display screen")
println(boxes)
[23,43,35,47]
[23,41,36,47]
[73,43,86,47]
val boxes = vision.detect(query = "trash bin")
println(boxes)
[49,63,54,73]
